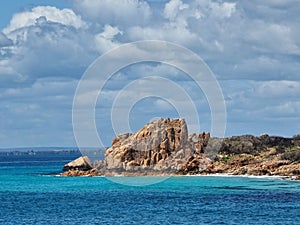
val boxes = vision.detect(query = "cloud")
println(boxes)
[209,1,236,19]
[164,0,189,21]
[127,24,199,47]
[255,80,300,99]
[220,79,300,136]
[3,1,299,85]
[3,6,86,35]
[94,25,123,53]
[221,55,300,81]
[1,0,300,147]
[0,61,25,84]
[1,6,98,86]
[72,0,152,27]
[222,80,300,118]
[123,0,299,82]
[0,77,78,147]
[0,32,13,47]
[245,22,300,55]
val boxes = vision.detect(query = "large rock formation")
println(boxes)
[62,118,300,179]
[102,118,211,175]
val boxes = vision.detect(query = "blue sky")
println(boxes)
[1,0,300,148]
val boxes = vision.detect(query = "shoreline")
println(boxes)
[55,172,300,181]
[186,173,299,180]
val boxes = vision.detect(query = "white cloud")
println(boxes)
[164,0,189,21]
[0,7,97,84]
[95,25,123,53]
[72,0,152,27]
[3,6,86,35]
[1,0,300,146]
[246,22,300,55]
[223,80,300,104]
[3,0,298,85]
[208,1,236,19]
[100,25,123,39]
[0,59,26,84]
[255,80,300,99]
[0,32,13,47]
[128,24,199,47]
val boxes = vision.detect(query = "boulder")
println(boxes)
[63,156,93,171]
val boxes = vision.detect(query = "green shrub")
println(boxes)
[220,156,231,162]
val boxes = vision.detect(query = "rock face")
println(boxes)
[103,118,210,174]
[63,156,93,172]
[62,118,300,179]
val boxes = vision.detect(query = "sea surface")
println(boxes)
[0,149,300,225]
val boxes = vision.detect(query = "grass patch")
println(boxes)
[220,156,232,162]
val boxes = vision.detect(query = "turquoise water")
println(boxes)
[0,152,300,224]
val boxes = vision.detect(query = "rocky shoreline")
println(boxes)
[61,118,300,180]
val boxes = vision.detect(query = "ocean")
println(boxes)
[0,149,299,225]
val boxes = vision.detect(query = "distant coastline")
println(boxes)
[0,147,80,153]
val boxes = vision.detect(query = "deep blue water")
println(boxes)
[0,151,300,225]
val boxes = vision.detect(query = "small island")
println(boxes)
[62,118,300,180]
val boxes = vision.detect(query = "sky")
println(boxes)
[0,0,300,148]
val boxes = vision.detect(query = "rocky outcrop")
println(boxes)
[63,156,93,172]
[62,118,300,179]
[204,135,300,179]
[102,118,210,175]
[204,152,300,178]
[61,168,100,177]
